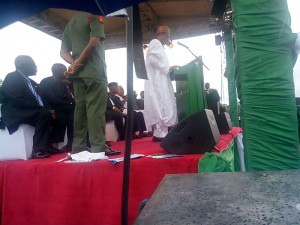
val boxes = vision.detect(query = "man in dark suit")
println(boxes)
[0,55,56,158]
[205,82,221,116]
[0,79,3,104]
[107,82,147,140]
[40,63,75,151]
[106,82,126,141]
[136,91,144,110]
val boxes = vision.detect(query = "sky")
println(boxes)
[0,0,299,105]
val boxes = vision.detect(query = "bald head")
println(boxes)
[205,83,210,90]
[51,63,67,80]
[15,55,37,76]
[117,85,124,97]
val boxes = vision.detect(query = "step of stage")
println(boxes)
[134,171,300,225]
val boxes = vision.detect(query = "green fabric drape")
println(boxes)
[232,0,300,171]
[198,142,235,173]
[224,27,239,127]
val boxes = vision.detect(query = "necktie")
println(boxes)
[26,79,44,106]
[66,85,75,103]
[17,70,44,106]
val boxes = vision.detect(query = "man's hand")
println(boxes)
[113,107,122,113]
[48,110,56,120]
[64,61,84,76]
[169,65,180,81]
[170,65,180,71]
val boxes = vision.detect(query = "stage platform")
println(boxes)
[135,170,300,225]
[0,127,241,225]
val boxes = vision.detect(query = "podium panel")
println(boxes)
[173,57,207,121]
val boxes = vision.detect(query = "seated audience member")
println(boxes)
[117,85,127,106]
[106,82,126,141]
[0,79,3,104]
[135,91,153,137]
[132,91,148,138]
[136,91,144,110]
[109,82,147,139]
[39,63,75,151]
[133,111,147,138]
[0,55,60,158]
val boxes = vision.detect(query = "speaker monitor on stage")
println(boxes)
[160,109,220,154]
[216,112,233,134]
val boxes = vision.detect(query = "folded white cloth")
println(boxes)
[70,151,108,162]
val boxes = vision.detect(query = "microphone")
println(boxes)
[177,41,210,70]
[177,41,189,49]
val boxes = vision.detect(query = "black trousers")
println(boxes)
[105,109,125,141]
[207,102,219,117]
[51,104,75,149]
[133,111,146,133]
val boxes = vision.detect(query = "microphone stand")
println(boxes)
[178,43,210,70]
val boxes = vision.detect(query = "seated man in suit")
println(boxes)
[0,55,59,158]
[108,82,147,139]
[106,82,126,141]
[132,91,147,138]
[136,91,144,110]
[40,63,75,151]
[116,85,127,107]
[0,79,3,105]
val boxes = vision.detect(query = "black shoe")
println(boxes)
[143,132,152,137]
[152,136,164,142]
[105,141,112,147]
[59,145,71,153]
[132,134,142,139]
[85,146,91,152]
[47,146,64,155]
[105,148,121,156]
[65,145,73,152]
[31,151,50,159]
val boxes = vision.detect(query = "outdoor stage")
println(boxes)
[0,127,241,225]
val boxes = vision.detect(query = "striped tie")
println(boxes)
[26,79,44,106]
[17,70,44,106]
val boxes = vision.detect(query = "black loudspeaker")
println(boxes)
[160,109,220,154]
[216,112,232,134]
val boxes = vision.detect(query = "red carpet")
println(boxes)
[0,127,241,225]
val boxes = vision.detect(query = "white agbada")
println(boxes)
[144,39,178,138]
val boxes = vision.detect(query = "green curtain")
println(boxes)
[224,27,239,127]
[232,0,300,171]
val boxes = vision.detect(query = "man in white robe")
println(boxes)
[144,25,178,142]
